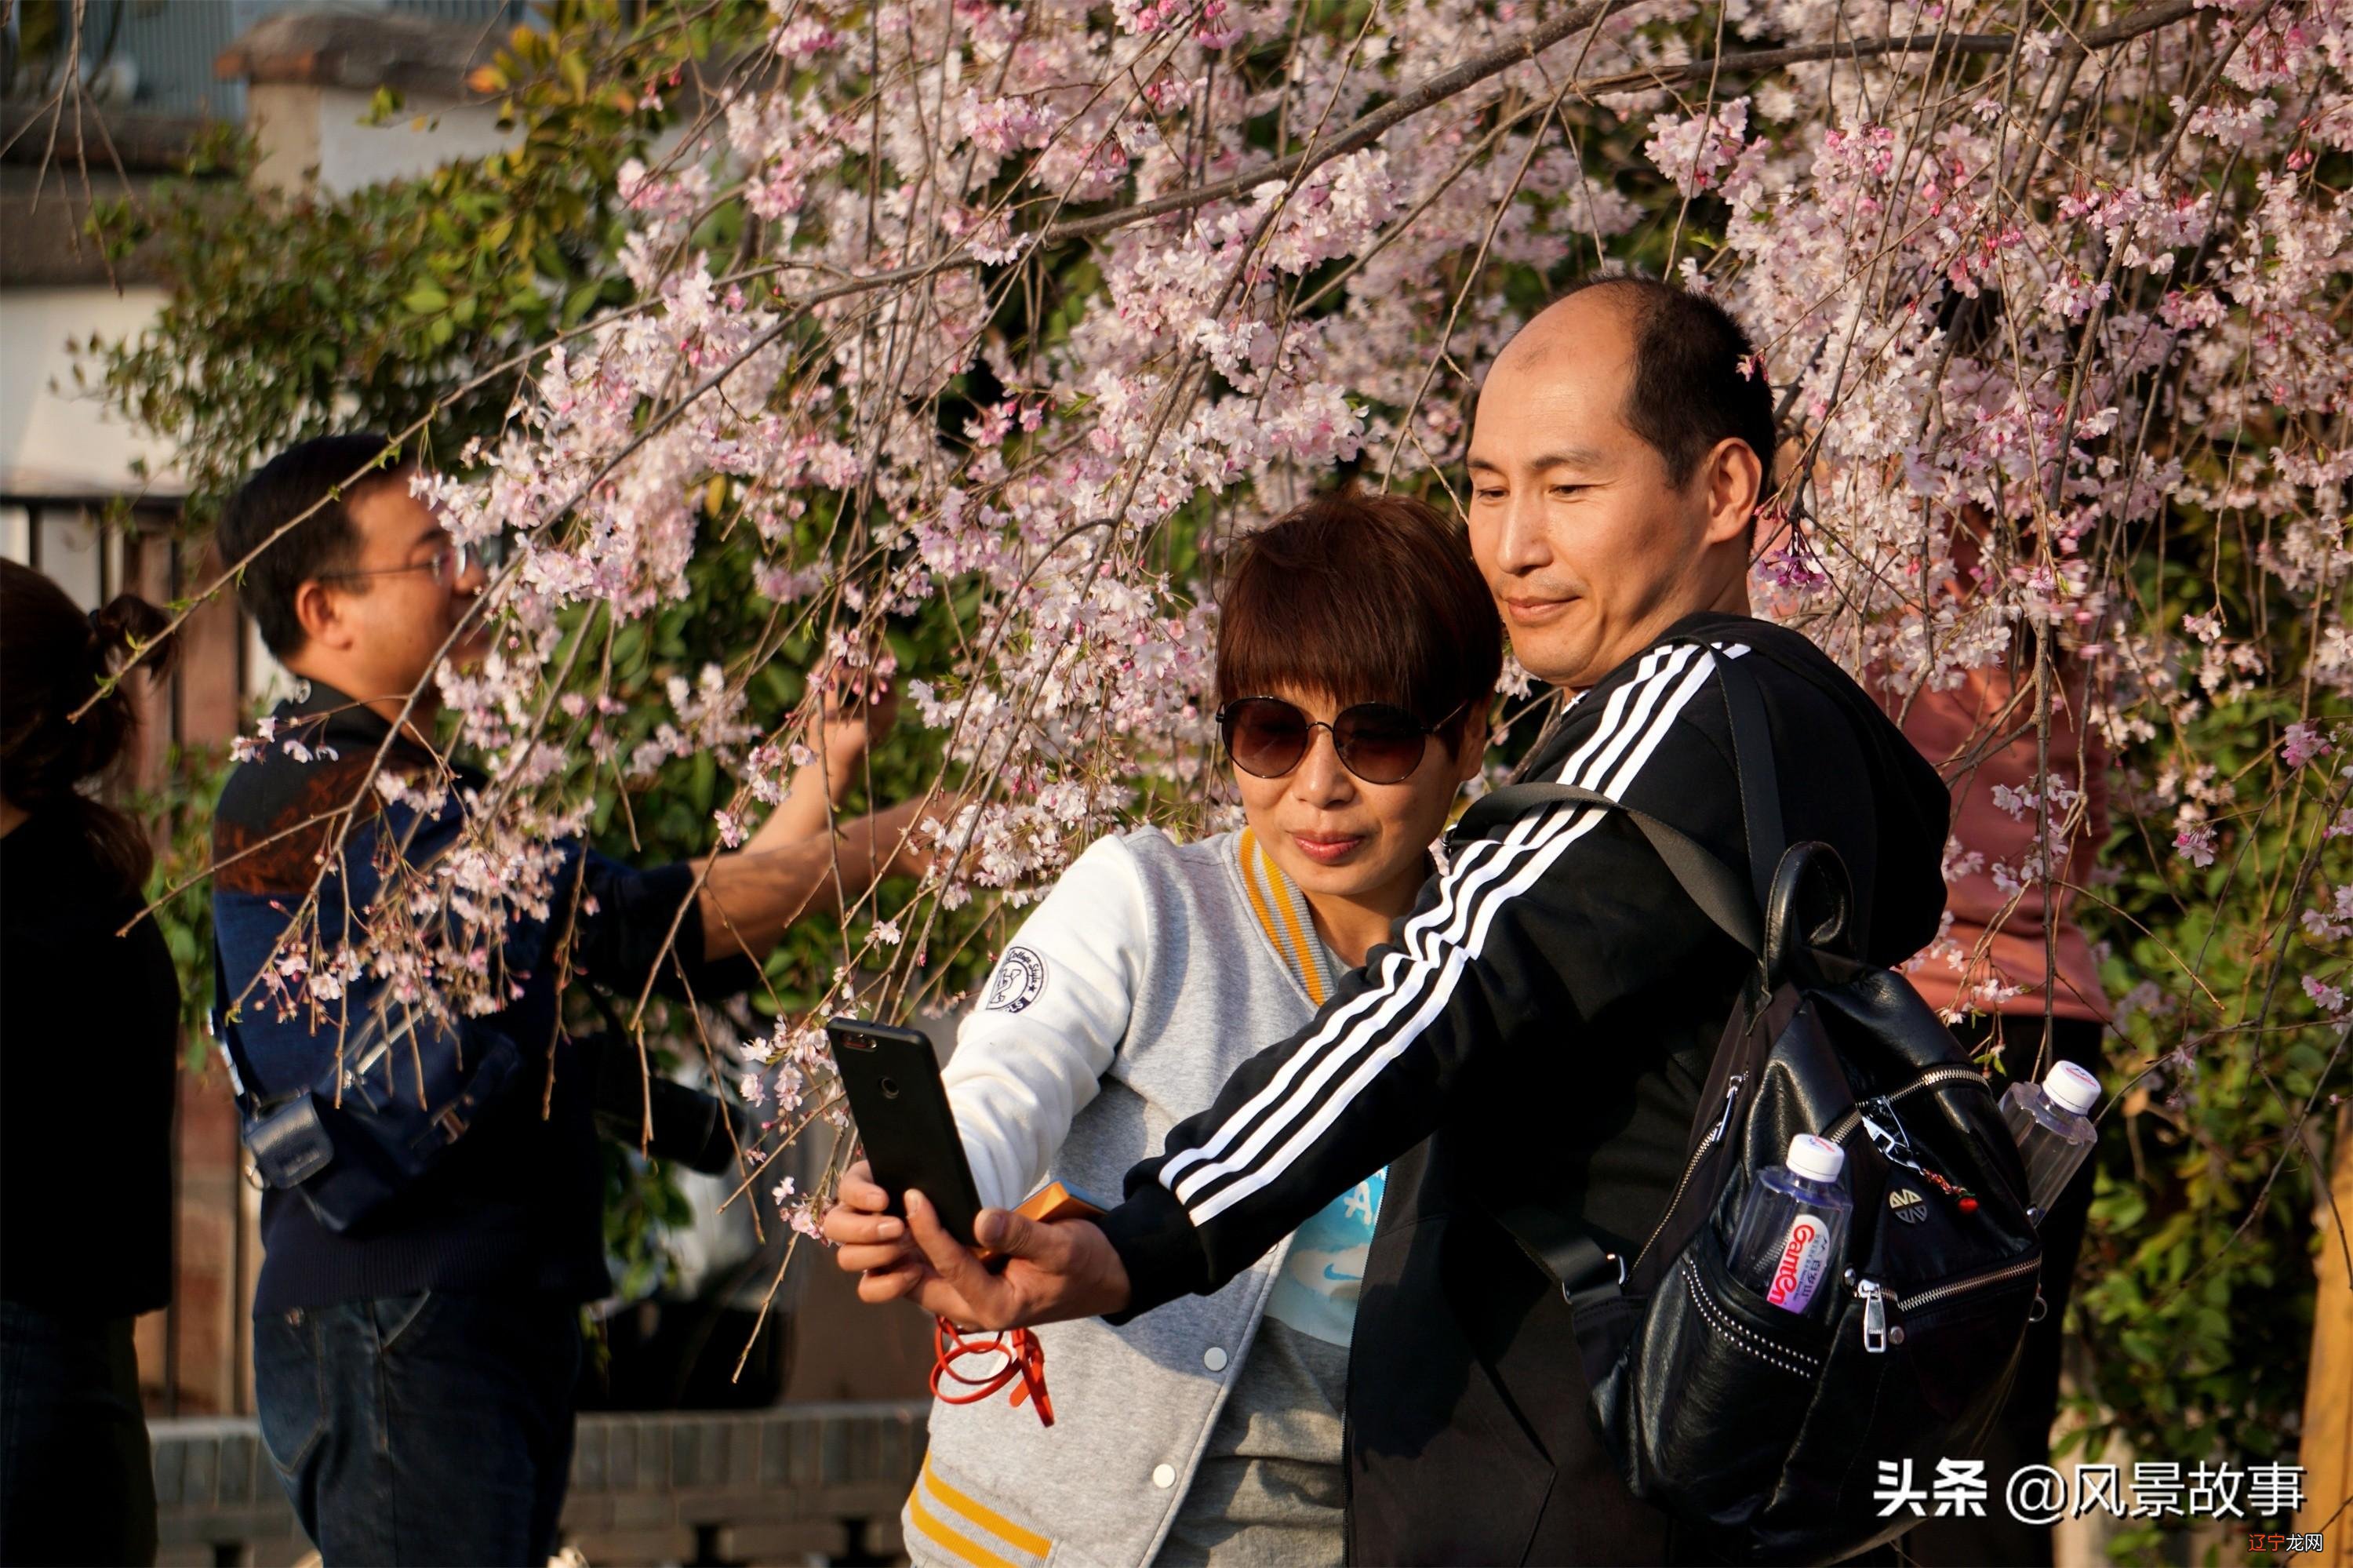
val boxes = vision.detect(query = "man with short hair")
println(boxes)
[212,433,930,1565]
[838,280,1956,1561]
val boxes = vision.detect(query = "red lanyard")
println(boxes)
[931,1317,1055,1428]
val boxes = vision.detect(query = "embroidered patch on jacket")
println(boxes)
[984,946,1046,1013]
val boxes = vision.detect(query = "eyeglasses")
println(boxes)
[1217,697,1467,786]
[318,540,476,589]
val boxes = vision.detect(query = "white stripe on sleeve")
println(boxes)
[1166,645,1721,1222]
[1162,643,1702,1203]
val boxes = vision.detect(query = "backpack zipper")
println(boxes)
[1821,1065,1987,1144]
[1633,1073,1747,1271]
[1856,1278,1889,1351]
[1852,1253,2042,1352]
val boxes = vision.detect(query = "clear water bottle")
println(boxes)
[1727,1133,1853,1318]
[1998,1060,2101,1217]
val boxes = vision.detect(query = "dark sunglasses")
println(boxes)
[1217,697,1467,786]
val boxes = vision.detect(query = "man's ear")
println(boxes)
[1702,436,1766,548]
[293,580,349,653]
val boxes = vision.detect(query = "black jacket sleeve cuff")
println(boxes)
[579,856,762,1001]
[664,870,764,999]
[1095,1180,1213,1325]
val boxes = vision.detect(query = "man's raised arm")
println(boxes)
[693,795,937,962]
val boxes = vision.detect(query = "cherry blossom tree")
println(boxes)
[85,0,2353,1492]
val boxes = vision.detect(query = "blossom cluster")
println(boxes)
[232,0,2350,1211]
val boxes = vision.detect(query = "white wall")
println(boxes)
[250,84,515,198]
[319,87,515,195]
[0,291,290,700]
[1,85,507,686]
[0,285,177,497]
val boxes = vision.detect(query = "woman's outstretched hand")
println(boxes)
[823,1159,926,1303]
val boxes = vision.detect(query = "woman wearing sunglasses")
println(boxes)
[824,486,1500,1568]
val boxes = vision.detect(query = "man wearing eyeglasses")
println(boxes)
[207,434,935,1566]
[851,282,1959,1563]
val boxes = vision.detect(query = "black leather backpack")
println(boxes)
[1453,644,2043,1565]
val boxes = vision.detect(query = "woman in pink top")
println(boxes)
[1900,660,2113,1032]
[1889,649,2112,1568]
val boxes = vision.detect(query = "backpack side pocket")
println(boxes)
[1615,1221,1836,1533]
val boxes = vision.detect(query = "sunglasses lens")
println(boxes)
[1334,707,1430,784]
[1224,700,1311,777]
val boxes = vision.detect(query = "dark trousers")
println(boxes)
[254,1291,582,1566]
[0,1301,157,1566]
[1898,1015,2104,1568]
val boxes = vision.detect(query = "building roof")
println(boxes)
[214,9,500,99]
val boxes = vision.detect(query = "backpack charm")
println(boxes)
[1862,1096,1981,1213]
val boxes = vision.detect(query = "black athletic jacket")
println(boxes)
[1096,613,1951,1563]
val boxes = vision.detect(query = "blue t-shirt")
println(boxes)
[1231,828,1394,1348]
[1263,1170,1387,1347]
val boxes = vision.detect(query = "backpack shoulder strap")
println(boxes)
[1455,781,1762,958]
[1455,636,1788,1313]
[1703,641,1786,904]
[210,943,269,1114]
[1494,1202,1629,1307]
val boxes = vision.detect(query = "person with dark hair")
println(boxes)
[1555,275,1780,516]
[214,431,425,661]
[847,279,1955,1563]
[209,433,937,1565]
[824,486,1499,1566]
[0,560,179,1566]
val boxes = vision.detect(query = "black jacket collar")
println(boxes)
[271,678,442,773]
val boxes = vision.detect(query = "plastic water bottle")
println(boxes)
[1726,1134,1853,1318]
[1998,1060,2101,1217]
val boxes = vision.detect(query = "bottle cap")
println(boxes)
[1786,1133,1846,1183]
[2043,1060,2101,1116]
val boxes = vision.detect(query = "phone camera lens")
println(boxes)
[880,1077,900,1099]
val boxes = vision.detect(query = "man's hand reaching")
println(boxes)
[901,1190,1133,1330]
[821,1160,1133,1329]
[742,673,907,857]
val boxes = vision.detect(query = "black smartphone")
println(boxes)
[827,1017,985,1247]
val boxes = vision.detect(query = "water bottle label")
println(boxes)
[1766,1215,1833,1313]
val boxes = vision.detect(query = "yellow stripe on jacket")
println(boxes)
[906,1457,1053,1568]
[1238,828,1333,1006]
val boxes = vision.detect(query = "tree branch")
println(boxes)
[781,0,2209,313]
